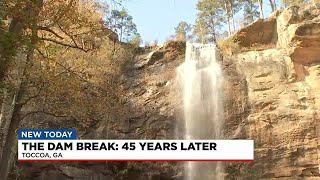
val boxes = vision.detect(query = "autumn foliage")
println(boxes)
[0,0,139,179]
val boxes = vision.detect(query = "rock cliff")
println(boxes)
[225,4,320,179]
[225,49,320,179]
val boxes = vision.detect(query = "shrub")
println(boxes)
[129,35,142,48]
[163,40,186,61]
[151,40,158,49]
[144,41,150,48]
[217,37,240,56]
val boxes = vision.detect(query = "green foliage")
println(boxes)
[192,0,275,39]
[194,0,225,42]
[193,18,210,43]
[174,21,192,41]
[242,0,259,24]
[106,8,138,42]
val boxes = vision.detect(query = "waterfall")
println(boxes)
[177,43,224,180]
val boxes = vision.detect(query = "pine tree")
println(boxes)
[106,8,138,42]
[195,0,224,42]
[241,0,259,26]
[174,21,192,41]
[193,18,210,43]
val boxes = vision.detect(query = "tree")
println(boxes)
[193,18,210,43]
[0,0,110,178]
[0,0,44,178]
[106,8,138,42]
[226,0,242,33]
[174,21,192,41]
[218,0,242,35]
[0,0,28,83]
[257,0,264,18]
[241,0,259,26]
[269,0,277,12]
[195,0,224,42]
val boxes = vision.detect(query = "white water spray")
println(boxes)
[177,43,224,180]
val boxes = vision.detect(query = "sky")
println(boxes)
[123,0,198,44]
[118,0,281,44]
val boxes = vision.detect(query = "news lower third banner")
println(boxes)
[18,129,254,162]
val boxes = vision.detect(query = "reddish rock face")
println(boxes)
[233,18,277,47]
[233,5,320,66]
[290,47,320,65]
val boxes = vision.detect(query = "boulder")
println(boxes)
[277,24,300,47]
[232,4,320,65]
[277,6,300,33]
[276,6,320,64]
[146,50,164,65]
[232,18,277,47]
[134,50,164,68]
[277,18,320,48]
[276,5,319,39]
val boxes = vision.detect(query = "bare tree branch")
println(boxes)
[38,26,64,39]
[36,48,86,77]
[35,48,112,99]
[40,37,89,52]
[57,23,79,47]
[18,80,45,106]
[72,29,101,36]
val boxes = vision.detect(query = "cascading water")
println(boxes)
[177,42,224,180]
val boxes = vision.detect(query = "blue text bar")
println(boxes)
[18,129,76,140]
